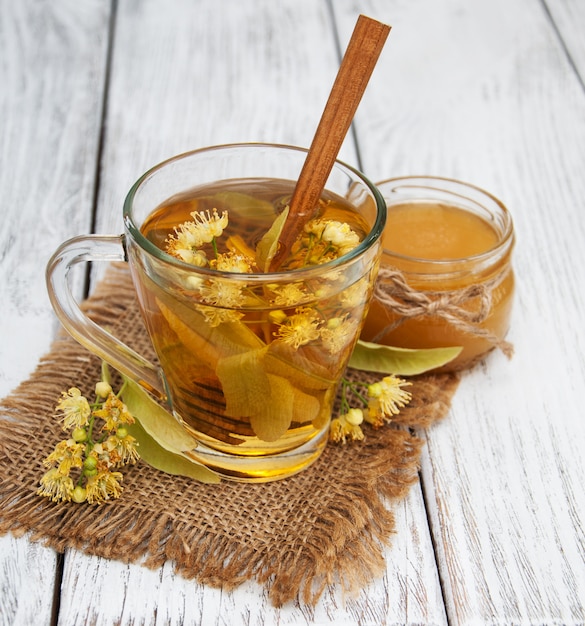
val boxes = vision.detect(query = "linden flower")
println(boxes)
[92,392,134,432]
[304,219,327,238]
[365,375,412,428]
[165,208,228,260]
[320,316,358,354]
[105,433,140,466]
[271,282,307,307]
[37,468,75,503]
[330,408,365,444]
[275,307,321,349]
[56,387,91,429]
[340,277,368,308]
[200,279,246,309]
[85,470,124,504]
[39,373,142,506]
[176,248,208,267]
[198,304,244,327]
[211,251,255,273]
[190,208,229,243]
[43,439,84,474]
[321,220,360,255]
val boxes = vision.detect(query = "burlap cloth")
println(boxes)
[0,263,459,607]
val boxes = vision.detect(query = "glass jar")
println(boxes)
[360,176,515,372]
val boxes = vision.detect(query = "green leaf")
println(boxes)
[216,347,292,442]
[250,374,294,442]
[127,419,220,483]
[216,348,271,418]
[211,191,276,221]
[348,340,462,376]
[120,377,199,454]
[255,205,289,272]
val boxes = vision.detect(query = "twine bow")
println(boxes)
[373,267,514,358]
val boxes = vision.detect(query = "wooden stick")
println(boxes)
[270,15,391,270]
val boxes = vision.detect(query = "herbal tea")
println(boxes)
[131,178,376,478]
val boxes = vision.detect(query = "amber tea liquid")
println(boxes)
[132,178,375,480]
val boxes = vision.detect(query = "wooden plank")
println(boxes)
[0,535,58,626]
[0,0,112,624]
[545,0,585,74]
[57,487,447,626]
[56,0,447,624]
[334,0,585,622]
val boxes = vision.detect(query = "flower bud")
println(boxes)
[345,408,364,426]
[95,381,113,398]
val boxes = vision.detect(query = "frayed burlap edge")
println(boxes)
[0,263,459,607]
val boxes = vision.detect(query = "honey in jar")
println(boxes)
[361,176,515,371]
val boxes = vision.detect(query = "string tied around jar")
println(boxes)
[372,266,514,358]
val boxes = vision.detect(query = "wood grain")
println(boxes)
[335,0,585,622]
[0,1,111,624]
[2,0,585,624]
[60,0,445,623]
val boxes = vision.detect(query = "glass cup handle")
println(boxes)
[45,234,166,399]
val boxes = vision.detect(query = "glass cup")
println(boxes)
[46,144,386,482]
[360,176,515,371]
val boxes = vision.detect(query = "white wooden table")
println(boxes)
[2,0,584,624]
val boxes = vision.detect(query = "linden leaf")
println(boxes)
[264,342,334,390]
[209,192,276,222]
[250,374,294,442]
[290,384,321,425]
[127,419,220,484]
[120,376,200,454]
[311,386,335,430]
[348,340,462,376]
[216,348,294,442]
[216,348,271,418]
[256,206,290,272]
[156,297,265,371]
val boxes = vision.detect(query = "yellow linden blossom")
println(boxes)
[284,218,362,269]
[200,278,246,309]
[304,219,360,257]
[37,468,75,503]
[303,219,328,238]
[340,278,368,308]
[271,283,307,307]
[330,408,365,444]
[175,248,208,267]
[211,251,255,273]
[190,208,229,242]
[105,433,140,466]
[39,373,141,506]
[198,304,244,327]
[275,307,321,349]
[56,387,91,429]
[365,375,412,428]
[92,392,134,432]
[85,470,124,504]
[166,208,228,259]
[43,439,84,474]
[320,316,358,354]
[321,221,360,256]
